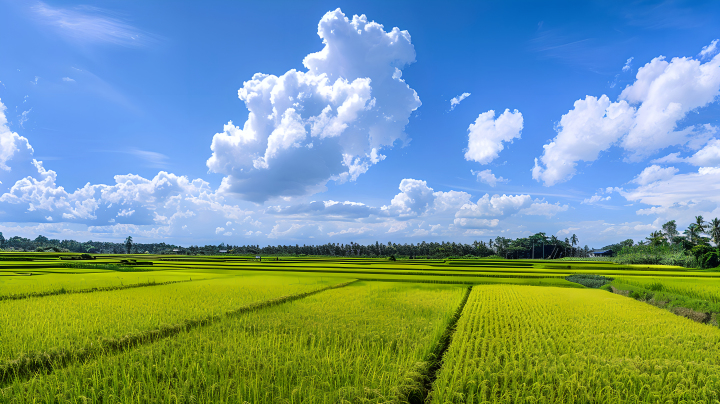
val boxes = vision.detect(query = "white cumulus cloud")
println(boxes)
[208,9,420,202]
[534,42,720,186]
[471,169,507,187]
[464,109,523,165]
[532,95,635,186]
[630,165,679,185]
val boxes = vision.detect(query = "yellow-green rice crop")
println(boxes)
[430,285,720,403]
[2,282,465,403]
[0,270,213,297]
[615,276,720,303]
[0,275,346,361]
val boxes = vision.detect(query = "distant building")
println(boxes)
[589,249,614,257]
[219,250,227,253]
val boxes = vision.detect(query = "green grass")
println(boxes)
[1,282,465,403]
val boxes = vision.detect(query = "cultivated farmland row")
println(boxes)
[431,285,720,403]
[1,281,466,403]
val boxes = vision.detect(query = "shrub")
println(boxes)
[701,251,720,269]
[692,245,715,260]
[565,274,614,288]
[647,282,665,292]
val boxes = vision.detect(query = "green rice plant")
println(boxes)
[615,276,720,303]
[1,282,466,403]
[0,271,212,297]
[0,280,356,385]
[430,285,720,403]
[0,275,347,362]
[0,279,192,302]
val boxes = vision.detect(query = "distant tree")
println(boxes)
[125,236,133,254]
[710,218,720,247]
[0,232,5,249]
[646,231,665,246]
[571,234,578,256]
[695,215,707,234]
[34,235,49,245]
[662,220,679,243]
[684,224,702,245]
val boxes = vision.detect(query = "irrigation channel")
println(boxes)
[2,253,720,402]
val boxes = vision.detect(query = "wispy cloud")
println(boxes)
[449,92,470,111]
[700,39,719,59]
[129,149,169,168]
[622,57,633,72]
[31,1,155,47]
[62,77,75,82]
[19,108,33,128]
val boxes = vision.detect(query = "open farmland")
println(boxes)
[1,282,466,402]
[2,254,720,402]
[430,285,720,403]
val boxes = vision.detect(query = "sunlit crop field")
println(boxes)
[431,285,720,403]
[1,281,466,403]
[0,275,346,361]
[615,275,720,303]
[2,254,720,402]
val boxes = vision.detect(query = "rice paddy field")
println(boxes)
[2,253,720,402]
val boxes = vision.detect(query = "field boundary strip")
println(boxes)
[0,279,197,303]
[394,286,472,403]
[0,279,357,387]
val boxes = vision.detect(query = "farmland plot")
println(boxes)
[2,282,465,403]
[615,276,720,303]
[0,271,210,297]
[0,275,346,361]
[431,285,720,403]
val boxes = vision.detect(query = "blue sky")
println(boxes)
[0,0,719,247]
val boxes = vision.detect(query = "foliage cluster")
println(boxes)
[565,274,614,288]
[613,217,720,269]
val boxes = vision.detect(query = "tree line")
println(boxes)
[4,216,718,265]
[0,232,588,258]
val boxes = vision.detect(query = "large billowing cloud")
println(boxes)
[620,54,720,159]
[532,95,635,186]
[0,99,34,173]
[208,9,421,202]
[533,44,720,186]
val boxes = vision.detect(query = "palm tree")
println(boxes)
[549,235,559,258]
[647,230,664,246]
[695,215,707,234]
[571,234,578,257]
[711,218,720,247]
[684,223,700,245]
